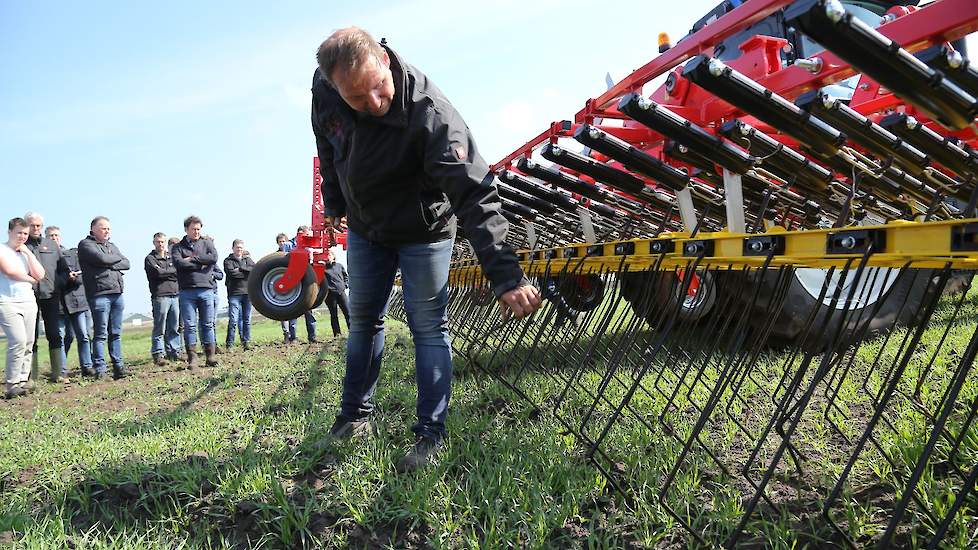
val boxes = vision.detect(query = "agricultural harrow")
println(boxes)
[384,0,978,546]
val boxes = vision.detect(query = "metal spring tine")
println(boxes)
[663,263,790,505]
[575,273,663,439]
[553,264,633,397]
[552,261,665,423]
[589,256,706,460]
[570,287,664,453]
[719,263,787,445]
[775,260,880,470]
[741,264,839,477]
[819,267,953,546]
[912,273,975,400]
[927,459,978,549]
[729,253,875,547]
[862,270,936,412]
[817,266,904,443]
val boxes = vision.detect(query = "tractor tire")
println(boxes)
[745,267,937,349]
[619,269,718,325]
[312,283,329,310]
[248,252,320,321]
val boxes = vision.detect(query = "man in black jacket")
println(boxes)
[172,216,219,369]
[322,251,350,337]
[77,216,130,380]
[224,239,254,350]
[46,227,93,378]
[145,232,181,366]
[24,212,70,382]
[312,28,541,472]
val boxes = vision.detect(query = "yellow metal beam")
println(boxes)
[447,219,978,284]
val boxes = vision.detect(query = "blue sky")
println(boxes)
[7,0,965,315]
[2,0,719,314]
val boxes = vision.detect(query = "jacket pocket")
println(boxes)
[420,192,450,229]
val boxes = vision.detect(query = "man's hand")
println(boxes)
[499,284,542,320]
[327,216,342,229]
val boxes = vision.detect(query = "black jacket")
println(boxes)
[171,236,218,290]
[224,254,254,296]
[144,250,178,298]
[311,45,525,298]
[58,247,89,314]
[26,235,67,300]
[322,261,348,293]
[77,235,130,297]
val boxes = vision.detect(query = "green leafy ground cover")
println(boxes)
[0,290,976,549]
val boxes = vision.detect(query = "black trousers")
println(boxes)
[324,290,350,336]
[33,297,63,353]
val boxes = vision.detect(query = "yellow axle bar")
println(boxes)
[449,219,978,282]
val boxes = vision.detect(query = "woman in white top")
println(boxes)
[0,217,45,399]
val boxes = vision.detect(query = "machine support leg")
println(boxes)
[524,221,538,250]
[677,187,698,232]
[723,169,747,233]
[578,209,597,243]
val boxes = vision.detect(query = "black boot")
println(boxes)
[186,347,200,373]
[204,343,219,367]
[49,349,67,383]
[112,363,128,380]
[152,353,166,367]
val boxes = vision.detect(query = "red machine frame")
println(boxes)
[273,157,348,295]
[491,0,978,222]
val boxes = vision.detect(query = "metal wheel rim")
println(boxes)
[261,266,302,307]
[795,267,899,309]
[677,272,708,311]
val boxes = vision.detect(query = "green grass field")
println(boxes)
[0,293,976,549]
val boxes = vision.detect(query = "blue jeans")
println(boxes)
[180,288,215,348]
[198,290,219,343]
[340,230,454,441]
[281,312,316,341]
[59,310,92,372]
[151,296,181,356]
[227,294,252,346]
[89,293,124,374]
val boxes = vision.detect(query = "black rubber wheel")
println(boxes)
[744,267,936,348]
[312,282,329,310]
[248,252,320,321]
[540,274,606,312]
[619,269,718,325]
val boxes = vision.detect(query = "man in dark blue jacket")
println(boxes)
[322,250,350,337]
[24,212,70,382]
[47,226,93,378]
[145,232,181,366]
[77,216,130,380]
[224,239,255,350]
[172,216,219,370]
[313,27,541,472]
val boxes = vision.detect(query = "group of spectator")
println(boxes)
[0,213,127,399]
[1,213,350,399]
